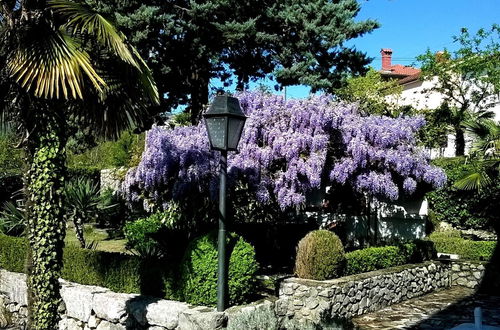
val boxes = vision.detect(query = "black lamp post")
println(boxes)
[203,95,246,312]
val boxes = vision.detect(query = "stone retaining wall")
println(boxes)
[451,261,487,289]
[278,261,451,323]
[0,260,490,329]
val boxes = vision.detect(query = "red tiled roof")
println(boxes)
[380,64,420,77]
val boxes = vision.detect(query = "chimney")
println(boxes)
[381,48,393,70]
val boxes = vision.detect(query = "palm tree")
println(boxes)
[454,119,499,191]
[0,1,158,328]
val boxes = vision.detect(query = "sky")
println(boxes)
[219,0,500,100]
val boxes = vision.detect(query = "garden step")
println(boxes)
[352,286,500,329]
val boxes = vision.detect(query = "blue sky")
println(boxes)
[216,0,500,99]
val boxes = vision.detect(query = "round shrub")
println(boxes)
[178,231,258,307]
[295,230,345,280]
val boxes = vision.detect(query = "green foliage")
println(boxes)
[417,25,500,155]
[295,230,345,280]
[344,240,437,276]
[427,157,499,229]
[429,237,496,261]
[179,231,258,306]
[0,234,29,273]
[67,131,145,170]
[0,131,24,177]
[93,0,379,122]
[0,234,175,298]
[26,111,67,330]
[428,230,462,240]
[0,201,26,236]
[124,213,164,254]
[335,68,403,117]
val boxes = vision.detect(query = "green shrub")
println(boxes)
[429,237,496,261]
[67,131,145,170]
[344,240,437,276]
[0,234,28,273]
[124,213,165,254]
[427,157,499,230]
[0,132,24,177]
[178,231,258,306]
[428,230,462,240]
[295,230,345,280]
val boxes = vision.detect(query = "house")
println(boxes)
[379,48,500,158]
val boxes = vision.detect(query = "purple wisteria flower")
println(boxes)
[123,91,446,210]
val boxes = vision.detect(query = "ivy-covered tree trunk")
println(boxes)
[26,109,66,330]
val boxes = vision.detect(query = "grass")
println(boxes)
[64,224,128,254]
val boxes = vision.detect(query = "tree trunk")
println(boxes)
[25,108,66,330]
[74,215,86,248]
[189,64,210,125]
[455,126,465,156]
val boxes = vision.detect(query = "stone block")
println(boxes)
[225,299,277,330]
[92,291,137,323]
[0,270,28,306]
[60,282,107,322]
[178,307,225,330]
[145,300,190,329]
[95,320,126,330]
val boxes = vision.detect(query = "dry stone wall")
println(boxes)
[0,260,490,329]
[451,261,487,289]
[278,261,451,323]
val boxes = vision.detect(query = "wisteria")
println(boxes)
[123,91,446,211]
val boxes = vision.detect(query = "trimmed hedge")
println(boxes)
[430,237,496,261]
[344,240,436,276]
[0,234,175,298]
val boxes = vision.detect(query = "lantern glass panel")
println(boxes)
[206,116,227,150]
[227,117,245,150]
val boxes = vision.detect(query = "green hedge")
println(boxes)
[430,237,496,261]
[0,234,175,298]
[344,240,436,276]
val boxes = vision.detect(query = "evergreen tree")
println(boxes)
[90,0,379,123]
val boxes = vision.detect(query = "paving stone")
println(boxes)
[352,287,500,329]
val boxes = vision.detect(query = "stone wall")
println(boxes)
[451,261,487,289]
[0,260,490,329]
[278,261,451,323]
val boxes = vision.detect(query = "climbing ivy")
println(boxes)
[26,110,66,330]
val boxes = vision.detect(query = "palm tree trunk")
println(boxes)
[74,215,86,248]
[25,108,66,330]
[455,126,465,156]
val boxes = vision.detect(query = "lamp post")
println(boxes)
[203,95,246,312]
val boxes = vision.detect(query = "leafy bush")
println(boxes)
[67,131,145,170]
[344,240,436,276]
[178,231,258,306]
[429,236,496,261]
[124,214,164,254]
[0,131,24,177]
[428,230,462,240]
[0,234,176,298]
[295,230,345,280]
[427,157,500,230]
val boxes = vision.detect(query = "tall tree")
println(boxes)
[90,0,379,123]
[418,25,500,156]
[0,1,158,328]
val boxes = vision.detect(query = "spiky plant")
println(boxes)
[0,1,158,328]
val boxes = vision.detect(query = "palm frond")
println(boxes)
[454,171,492,191]
[7,26,105,99]
[49,0,137,68]
[49,0,159,104]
